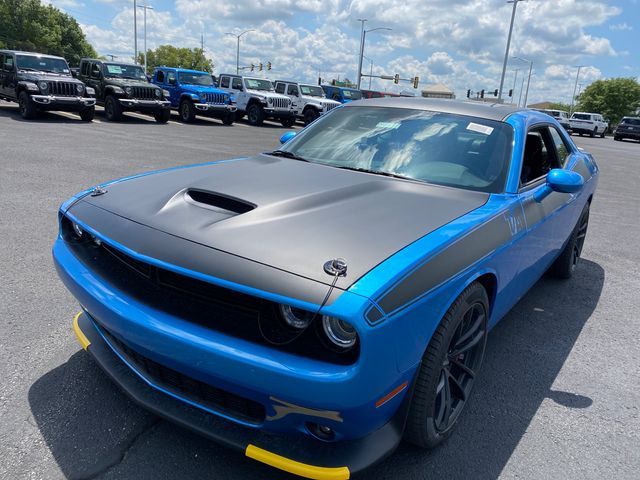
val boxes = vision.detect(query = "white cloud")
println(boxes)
[609,22,632,31]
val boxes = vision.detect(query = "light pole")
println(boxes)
[357,26,392,89]
[511,68,520,104]
[133,0,138,64]
[570,65,584,114]
[356,19,367,89]
[498,0,526,101]
[226,30,254,75]
[363,55,374,89]
[138,3,153,74]
[513,56,532,107]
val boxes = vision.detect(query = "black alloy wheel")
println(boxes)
[549,203,590,279]
[104,95,123,121]
[79,106,95,122]
[247,104,264,126]
[18,91,36,119]
[590,127,596,138]
[180,99,196,123]
[404,282,488,448]
[221,112,235,125]
[281,116,296,128]
[304,108,319,125]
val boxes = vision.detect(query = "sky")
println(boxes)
[45,0,639,105]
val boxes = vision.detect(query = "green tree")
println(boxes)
[137,45,213,73]
[577,78,640,126]
[0,0,96,65]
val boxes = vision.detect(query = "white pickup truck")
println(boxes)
[569,112,608,138]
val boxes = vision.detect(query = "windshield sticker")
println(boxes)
[106,65,123,74]
[376,122,401,129]
[466,122,494,135]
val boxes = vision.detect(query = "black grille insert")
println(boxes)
[100,325,266,424]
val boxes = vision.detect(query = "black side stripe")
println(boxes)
[366,214,511,323]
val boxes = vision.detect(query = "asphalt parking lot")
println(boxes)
[1,100,639,480]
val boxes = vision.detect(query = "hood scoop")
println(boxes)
[185,189,255,214]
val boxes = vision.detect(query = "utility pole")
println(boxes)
[498,0,525,100]
[570,65,584,114]
[133,0,137,64]
[513,56,533,107]
[138,3,153,74]
[356,19,366,90]
[511,68,520,103]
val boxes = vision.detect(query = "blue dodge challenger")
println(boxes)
[53,98,597,479]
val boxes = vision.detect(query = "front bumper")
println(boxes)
[614,129,640,139]
[73,310,412,479]
[264,108,295,119]
[31,95,96,109]
[118,98,171,110]
[194,103,237,114]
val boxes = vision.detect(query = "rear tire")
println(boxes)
[549,203,590,279]
[104,95,123,121]
[404,282,489,449]
[590,127,596,138]
[79,106,95,122]
[179,99,196,123]
[18,91,37,119]
[600,129,605,138]
[247,103,264,126]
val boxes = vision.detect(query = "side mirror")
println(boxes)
[279,131,296,144]
[168,78,176,85]
[534,169,583,202]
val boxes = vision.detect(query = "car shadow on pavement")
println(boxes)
[28,259,604,480]
[0,104,90,124]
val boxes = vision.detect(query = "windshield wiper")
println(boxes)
[18,67,43,72]
[334,165,413,181]
[266,150,309,162]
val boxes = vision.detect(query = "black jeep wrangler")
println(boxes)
[0,50,96,121]
[78,58,171,123]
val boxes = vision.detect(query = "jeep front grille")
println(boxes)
[271,97,290,109]
[203,93,227,104]
[323,102,338,111]
[131,86,156,100]
[47,82,77,97]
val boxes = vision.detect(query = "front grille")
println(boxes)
[271,97,290,109]
[131,86,156,100]
[323,102,338,111]
[47,81,77,96]
[101,326,266,424]
[61,215,358,365]
[202,92,227,104]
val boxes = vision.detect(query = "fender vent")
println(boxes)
[186,189,255,214]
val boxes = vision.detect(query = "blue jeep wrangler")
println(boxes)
[152,67,236,124]
[320,85,363,104]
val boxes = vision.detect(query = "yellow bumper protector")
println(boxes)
[245,444,350,480]
[73,311,91,350]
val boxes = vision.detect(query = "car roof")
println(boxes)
[343,97,524,122]
[81,58,138,67]
[1,50,65,60]
[157,67,209,74]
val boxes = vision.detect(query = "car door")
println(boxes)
[165,70,179,105]
[230,76,247,110]
[86,62,103,100]
[2,53,16,98]
[516,125,580,283]
[0,54,6,96]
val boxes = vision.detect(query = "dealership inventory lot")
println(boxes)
[1,100,639,479]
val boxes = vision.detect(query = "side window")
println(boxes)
[231,77,242,90]
[0,54,4,70]
[287,85,299,96]
[219,76,230,88]
[90,63,101,78]
[549,128,571,167]
[275,83,285,94]
[167,71,176,84]
[4,55,14,71]
[81,61,89,76]
[156,70,165,83]
[520,128,561,186]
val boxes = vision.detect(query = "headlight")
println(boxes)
[268,97,273,104]
[155,89,162,98]
[38,81,48,91]
[124,86,132,95]
[85,86,95,95]
[199,93,207,103]
[279,304,314,330]
[162,89,170,97]
[322,316,357,348]
[76,83,84,93]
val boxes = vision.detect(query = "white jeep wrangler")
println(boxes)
[274,80,340,125]
[569,112,608,138]
[218,74,295,127]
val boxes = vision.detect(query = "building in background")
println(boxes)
[421,83,455,99]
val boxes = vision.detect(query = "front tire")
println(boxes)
[590,127,596,138]
[281,116,296,128]
[549,203,590,279]
[179,99,196,123]
[154,108,171,124]
[79,106,95,122]
[600,129,605,138]
[404,282,489,449]
[221,112,235,125]
[18,91,37,119]
[104,95,123,121]
[303,108,319,125]
[247,103,265,126]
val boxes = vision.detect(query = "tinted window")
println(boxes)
[16,54,68,73]
[572,113,592,120]
[90,63,101,78]
[280,107,514,193]
[287,85,299,95]
[300,85,324,97]
[549,128,571,167]
[178,72,213,86]
[520,128,561,185]
[232,77,243,89]
[81,61,89,76]
[219,76,230,88]
[275,83,285,94]
[2,55,12,71]
[621,118,640,126]
[156,70,165,82]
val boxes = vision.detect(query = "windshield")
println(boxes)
[178,72,213,86]
[342,89,363,100]
[244,78,274,91]
[621,118,640,126]
[279,107,513,193]
[572,113,591,120]
[104,63,147,80]
[300,85,325,97]
[16,55,70,74]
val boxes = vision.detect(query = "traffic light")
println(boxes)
[259,62,263,71]
[493,89,498,97]
[393,74,399,84]
[331,79,336,86]
[508,89,513,97]
[480,89,485,98]
[250,63,254,71]
[412,76,419,89]
[466,89,471,98]
[266,61,272,71]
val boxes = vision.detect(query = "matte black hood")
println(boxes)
[21,72,83,84]
[78,155,489,286]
